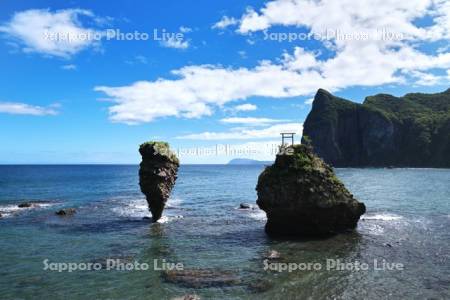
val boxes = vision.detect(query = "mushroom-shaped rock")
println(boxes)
[139,141,179,222]
[256,144,365,236]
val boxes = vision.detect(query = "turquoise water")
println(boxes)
[0,165,449,299]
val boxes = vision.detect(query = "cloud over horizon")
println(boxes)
[177,122,302,140]
[95,0,450,126]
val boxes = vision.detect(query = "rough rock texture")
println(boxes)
[139,141,179,222]
[162,269,240,288]
[256,144,366,236]
[302,88,450,167]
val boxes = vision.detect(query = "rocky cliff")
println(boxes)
[139,141,179,222]
[256,144,366,236]
[302,89,450,167]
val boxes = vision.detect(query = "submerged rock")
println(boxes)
[247,279,274,293]
[162,268,240,288]
[139,141,179,222]
[239,203,251,209]
[55,208,76,216]
[172,295,200,300]
[256,144,366,236]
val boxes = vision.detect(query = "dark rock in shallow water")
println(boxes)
[55,208,76,216]
[139,141,179,222]
[162,269,241,288]
[239,203,251,209]
[247,279,274,293]
[256,144,366,237]
[18,202,34,208]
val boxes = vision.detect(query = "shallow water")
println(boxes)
[0,165,449,299]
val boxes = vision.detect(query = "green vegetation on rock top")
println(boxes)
[303,88,450,167]
[139,141,179,164]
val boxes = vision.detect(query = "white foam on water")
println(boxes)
[362,213,403,221]
[111,198,184,223]
[168,197,183,206]
[111,199,149,218]
[0,202,56,218]
[157,215,184,223]
[363,223,385,235]
[247,209,267,221]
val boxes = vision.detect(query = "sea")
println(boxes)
[0,165,449,299]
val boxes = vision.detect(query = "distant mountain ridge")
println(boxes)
[302,88,450,168]
[227,158,273,165]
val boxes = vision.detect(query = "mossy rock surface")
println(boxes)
[302,88,450,167]
[139,141,179,165]
[139,141,179,222]
[256,144,366,236]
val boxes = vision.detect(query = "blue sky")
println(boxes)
[0,0,449,164]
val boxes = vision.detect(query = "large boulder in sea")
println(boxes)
[256,144,366,236]
[139,141,179,222]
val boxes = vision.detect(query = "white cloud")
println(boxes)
[0,102,59,116]
[160,37,189,49]
[238,50,247,59]
[177,123,302,140]
[234,103,257,111]
[125,55,148,65]
[176,140,281,163]
[95,62,317,124]
[409,70,443,86]
[0,9,103,58]
[212,16,238,29]
[179,26,192,33]
[304,98,314,105]
[96,1,450,125]
[220,117,286,126]
[61,64,77,70]
[234,0,450,86]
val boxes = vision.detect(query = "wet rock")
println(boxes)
[139,141,179,222]
[55,208,76,216]
[256,144,366,236]
[18,202,34,208]
[239,203,251,209]
[162,268,241,288]
[248,279,273,293]
[172,295,201,300]
[0,213,2,218]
